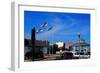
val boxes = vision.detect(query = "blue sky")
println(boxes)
[24,11,90,44]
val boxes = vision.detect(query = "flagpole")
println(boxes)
[77,32,80,59]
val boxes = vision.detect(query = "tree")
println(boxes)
[24,39,29,47]
[31,28,36,60]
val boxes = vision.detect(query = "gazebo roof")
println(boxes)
[74,42,90,46]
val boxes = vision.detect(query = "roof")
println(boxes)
[66,42,74,47]
[74,42,90,46]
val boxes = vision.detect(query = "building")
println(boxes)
[49,43,58,54]
[55,42,64,48]
[73,39,90,55]
[25,28,50,60]
[35,40,49,55]
[65,42,74,51]
[24,39,49,60]
[55,42,65,54]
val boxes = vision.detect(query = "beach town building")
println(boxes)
[73,39,90,55]
[55,42,64,48]
[65,42,74,51]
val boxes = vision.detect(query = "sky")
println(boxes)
[24,11,90,44]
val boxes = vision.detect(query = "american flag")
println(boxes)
[36,28,44,33]
[36,22,53,33]
[48,26,53,31]
[40,22,48,28]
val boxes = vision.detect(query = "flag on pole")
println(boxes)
[39,28,44,32]
[41,22,48,28]
[48,26,53,31]
[36,28,44,33]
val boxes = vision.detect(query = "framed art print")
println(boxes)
[11,1,97,71]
